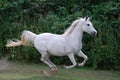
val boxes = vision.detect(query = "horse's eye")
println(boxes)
[87,24,90,26]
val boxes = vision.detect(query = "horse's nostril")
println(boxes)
[91,31,97,36]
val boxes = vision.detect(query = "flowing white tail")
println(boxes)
[6,30,37,47]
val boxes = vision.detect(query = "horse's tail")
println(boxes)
[6,30,37,47]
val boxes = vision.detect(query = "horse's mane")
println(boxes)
[64,18,81,35]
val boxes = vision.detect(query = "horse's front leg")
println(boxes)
[76,50,88,66]
[63,53,77,69]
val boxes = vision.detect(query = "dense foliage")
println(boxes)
[0,0,120,70]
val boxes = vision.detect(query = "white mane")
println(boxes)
[64,18,84,35]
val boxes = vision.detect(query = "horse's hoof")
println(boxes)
[78,63,84,67]
[61,65,69,69]
[43,70,51,76]
[61,65,66,68]
[50,69,58,74]
[51,67,58,73]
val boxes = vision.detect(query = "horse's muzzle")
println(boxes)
[91,31,97,36]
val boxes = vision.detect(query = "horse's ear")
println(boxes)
[87,17,90,21]
[88,16,92,21]
[84,17,88,21]
[84,17,90,21]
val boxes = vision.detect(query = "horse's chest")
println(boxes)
[65,42,82,53]
[73,44,82,53]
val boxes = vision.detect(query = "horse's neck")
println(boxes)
[66,24,83,44]
[71,25,83,41]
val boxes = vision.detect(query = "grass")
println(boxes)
[0,61,120,80]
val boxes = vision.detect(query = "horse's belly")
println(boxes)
[49,50,66,56]
[47,42,66,56]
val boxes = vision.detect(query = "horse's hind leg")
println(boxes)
[40,51,57,71]
[63,53,77,69]
[45,54,57,71]
[47,60,57,71]
[77,50,88,66]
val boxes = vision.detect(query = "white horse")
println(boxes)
[6,17,97,71]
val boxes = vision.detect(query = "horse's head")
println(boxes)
[80,17,97,35]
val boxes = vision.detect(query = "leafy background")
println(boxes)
[0,0,120,70]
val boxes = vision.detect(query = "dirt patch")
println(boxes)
[0,59,57,76]
[0,57,10,71]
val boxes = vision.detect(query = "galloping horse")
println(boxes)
[6,17,97,71]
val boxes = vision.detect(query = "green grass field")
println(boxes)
[0,61,120,80]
